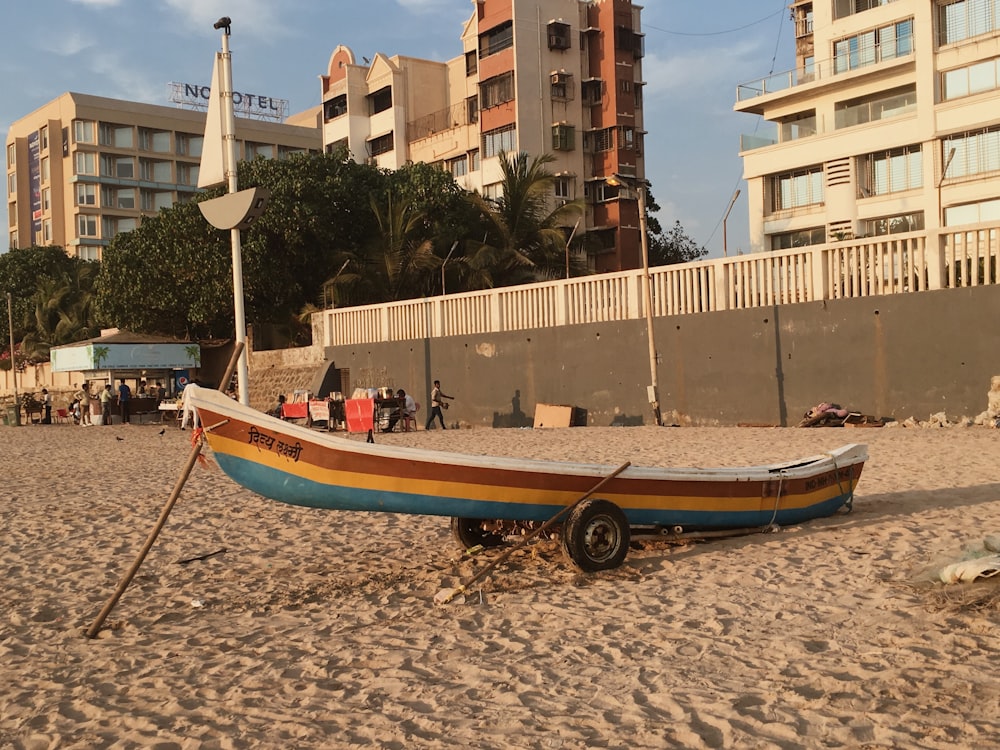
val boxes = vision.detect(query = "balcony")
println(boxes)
[736,41,913,107]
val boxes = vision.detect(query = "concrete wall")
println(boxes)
[319,285,1000,427]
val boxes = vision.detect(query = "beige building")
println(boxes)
[319,0,647,273]
[5,92,321,260]
[735,0,1000,253]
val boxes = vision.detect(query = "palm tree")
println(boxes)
[468,151,585,286]
[20,264,97,360]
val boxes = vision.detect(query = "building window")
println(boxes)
[939,0,1000,45]
[466,95,479,124]
[942,57,1000,100]
[78,214,98,237]
[944,196,1000,225]
[482,125,516,158]
[834,0,899,20]
[587,127,615,152]
[8,231,17,250]
[74,152,96,175]
[581,79,603,106]
[368,86,392,115]
[76,246,99,261]
[7,172,16,195]
[41,219,52,244]
[943,126,1000,179]
[101,155,135,179]
[138,128,171,152]
[39,126,48,151]
[835,85,916,129]
[858,145,922,196]
[479,72,515,109]
[246,143,274,159]
[619,79,632,94]
[5,143,14,168]
[592,181,617,203]
[324,94,347,121]
[770,227,826,250]
[482,182,502,202]
[447,155,468,178]
[40,157,49,183]
[618,126,635,150]
[176,133,203,157]
[102,186,136,209]
[141,189,173,211]
[465,50,477,76]
[861,212,924,237]
[76,183,96,206]
[102,216,137,239]
[99,123,134,148]
[368,131,394,157]
[548,21,571,50]
[615,26,645,59]
[552,124,575,151]
[551,71,573,100]
[554,178,571,199]
[771,167,824,211]
[140,159,172,182]
[73,120,95,143]
[833,18,913,73]
[479,20,513,58]
[41,188,50,212]
[779,110,818,142]
[469,149,480,171]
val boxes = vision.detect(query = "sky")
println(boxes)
[1,0,796,258]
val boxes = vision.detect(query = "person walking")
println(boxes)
[41,389,53,424]
[424,379,454,430]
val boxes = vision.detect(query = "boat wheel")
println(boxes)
[451,517,505,550]
[561,499,630,572]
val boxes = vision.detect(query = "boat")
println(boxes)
[187,385,867,572]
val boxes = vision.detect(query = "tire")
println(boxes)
[561,499,630,572]
[450,517,505,550]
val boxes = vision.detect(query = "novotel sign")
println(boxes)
[168,81,288,121]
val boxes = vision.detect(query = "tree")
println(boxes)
[21,263,99,360]
[468,151,585,287]
[643,186,707,266]
[0,246,83,344]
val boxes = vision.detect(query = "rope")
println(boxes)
[764,472,785,531]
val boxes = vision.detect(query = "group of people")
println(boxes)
[382,379,455,432]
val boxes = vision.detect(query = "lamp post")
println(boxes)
[441,241,458,296]
[938,146,957,229]
[607,173,662,426]
[722,189,740,257]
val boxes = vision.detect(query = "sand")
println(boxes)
[2,421,999,749]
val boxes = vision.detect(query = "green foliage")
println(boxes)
[643,187,708,266]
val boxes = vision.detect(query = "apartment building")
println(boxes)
[319,0,647,272]
[735,0,1000,254]
[5,92,321,260]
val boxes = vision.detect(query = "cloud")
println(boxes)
[395,0,453,11]
[69,0,123,7]
[160,0,292,40]
[38,31,95,57]
[89,49,164,104]
[642,39,768,102]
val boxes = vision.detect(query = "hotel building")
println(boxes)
[734,0,1000,253]
[319,0,647,272]
[5,92,320,260]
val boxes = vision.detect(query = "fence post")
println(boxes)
[927,230,947,290]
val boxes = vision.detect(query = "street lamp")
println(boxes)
[607,173,662,426]
[722,189,740,257]
[441,241,458,296]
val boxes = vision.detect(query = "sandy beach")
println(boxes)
[2,420,999,748]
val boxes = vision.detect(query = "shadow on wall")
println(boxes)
[492,389,533,428]
[610,414,645,427]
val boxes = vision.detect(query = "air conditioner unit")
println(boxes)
[548,35,569,50]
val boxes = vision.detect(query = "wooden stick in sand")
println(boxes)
[434,460,632,605]
[85,343,245,639]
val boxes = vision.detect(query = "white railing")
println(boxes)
[319,226,1000,347]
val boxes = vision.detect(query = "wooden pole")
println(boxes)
[435,461,632,604]
[85,343,245,639]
